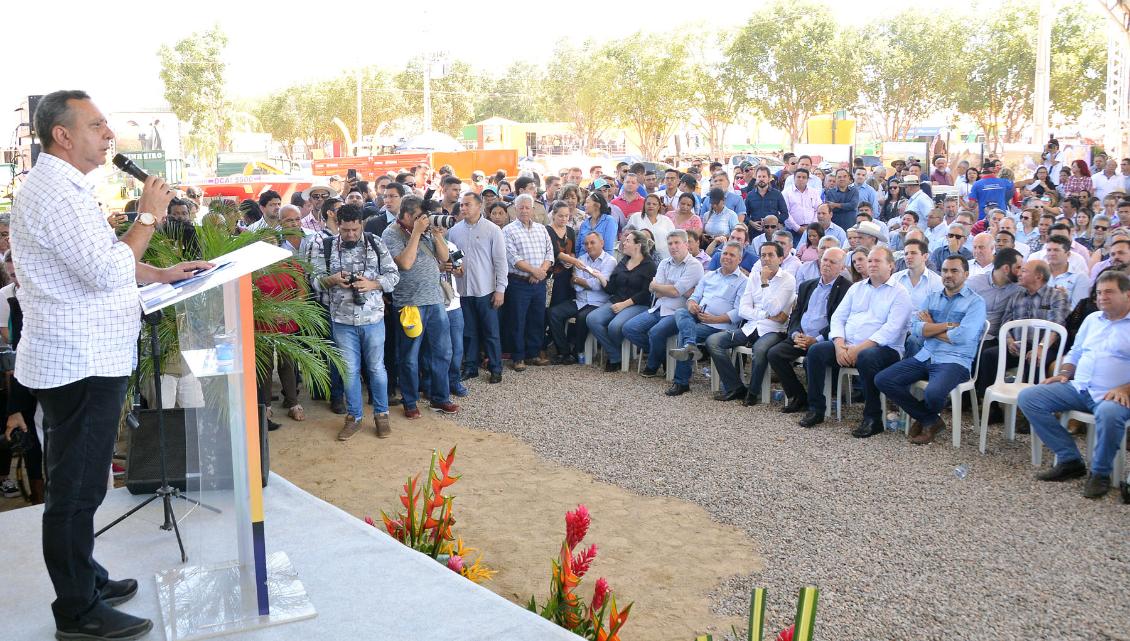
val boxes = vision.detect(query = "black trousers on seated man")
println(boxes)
[767,340,811,401]
[35,375,128,621]
[804,341,899,419]
[547,301,599,358]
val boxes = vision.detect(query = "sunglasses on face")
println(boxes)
[763,225,778,230]
[948,233,965,239]
[310,194,327,200]
[1094,226,1109,231]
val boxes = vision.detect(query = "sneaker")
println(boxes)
[1,479,19,498]
[330,397,347,415]
[99,578,139,606]
[111,463,126,479]
[374,413,392,439]
[404,406,422,420]
[451,383,469,397]
[55,602,152,641]
[336,416,362,441]
[430,401,460,414]
[668,343,701,362]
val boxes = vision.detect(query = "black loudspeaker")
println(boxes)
[29,143,40,167]
[26,95,43,137]
[125,407,269,495]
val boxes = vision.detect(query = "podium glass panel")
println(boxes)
[158,274,314,640]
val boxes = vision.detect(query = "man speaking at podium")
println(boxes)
[11,90,208,641]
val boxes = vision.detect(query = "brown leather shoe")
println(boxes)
[374,413,392,438]
[907,420,923,440]
[513,360,528,372]
[910,418,944,445]
[530,357,552,366]
[337,416,362,441]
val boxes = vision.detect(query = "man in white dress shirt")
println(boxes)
[11,90,208,640]
[798,246,911,434]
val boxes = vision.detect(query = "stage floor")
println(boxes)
[0,474,579,641]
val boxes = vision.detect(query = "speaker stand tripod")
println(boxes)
[95,310,220,563]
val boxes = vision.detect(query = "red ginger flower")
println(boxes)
[592,577,610,611]
[447,555,464,573]
[565,504,590,548]
[776,624,795,641]
[572,544,597,578]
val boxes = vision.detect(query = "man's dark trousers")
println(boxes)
[36,376,128,621]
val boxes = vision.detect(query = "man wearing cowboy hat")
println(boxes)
[901,175,933,228]
[301,184,340,233]
[853,220,887,251]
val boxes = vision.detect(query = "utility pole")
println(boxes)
[423,54,433,133]
[355,69,363,154]
[1032,0,1052,146]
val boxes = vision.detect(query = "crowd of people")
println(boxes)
[203,146,1130,502]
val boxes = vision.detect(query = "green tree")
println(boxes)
[603,33,694,160]
[542,39,618,151]
[158,26,231,171]
[727,1,861,147]
[472,61,548,123]
[686,27,746,160]
[861,12,964,141]
[395,58,479,136]
[321,67,406,149]
[253,89,303,160]
[948,1,1106,149]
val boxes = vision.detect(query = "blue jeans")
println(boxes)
[461,294,502,375]
[586,303,647,364]
[447,307,464,388]
[506,279,547,361]
[875,357,969,425]
[332,320,389,417]
[397,303,452,409]
[622,311,679,372]
[1018,383,1130,476]
[672,308,722,385]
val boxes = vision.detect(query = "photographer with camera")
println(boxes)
[311,204,400,441]
[382,195,459,419]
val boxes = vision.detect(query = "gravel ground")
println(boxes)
[454,362,1130,641]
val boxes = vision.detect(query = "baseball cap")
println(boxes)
[592,178,610,190]
[481,186,499,195]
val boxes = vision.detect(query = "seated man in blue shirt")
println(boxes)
[1017,271,1130,499]
[664,242,747,395]
[875,255,988,445]
[706,225,758,273]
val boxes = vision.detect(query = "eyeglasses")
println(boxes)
[947,233,966,240]
[1021,216,1031,221]
[405,182,417,187]
[310,194,327,200]
[763,225,778,230]
[1094,226,1109,231]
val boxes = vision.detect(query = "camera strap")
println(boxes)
[324,233,383,277]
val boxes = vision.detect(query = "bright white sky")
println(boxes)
[4,0,1101,143]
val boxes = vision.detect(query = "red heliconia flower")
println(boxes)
[572,544,597,578]
[592,577,610,611]
[364,516,376,527]
[776,624,795,641]
[447,554,464,573]
[565,504,590,548]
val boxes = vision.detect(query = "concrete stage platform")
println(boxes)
[0,474,579,640]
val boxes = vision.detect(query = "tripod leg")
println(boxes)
[164,493,188,563]
[95,492,162,537]
[173,491,223,514]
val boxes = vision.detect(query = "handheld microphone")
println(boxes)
[112,153,148,182]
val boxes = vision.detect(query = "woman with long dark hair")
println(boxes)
[585,231,657,372]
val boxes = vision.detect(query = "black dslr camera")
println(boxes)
[0,427,25,454]
[344,272,366,306]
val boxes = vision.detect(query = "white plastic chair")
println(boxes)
[1032,411,1128,481]
[735,346,772,403]
[565,317,600,367]
[979,319,1067,455]
[636,335,677,381]
[903,320,991,448]
[834,367,888,423]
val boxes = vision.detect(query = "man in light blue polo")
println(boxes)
[876,254,987,445]
[1017,271,1130,499]
[623,230,704,377]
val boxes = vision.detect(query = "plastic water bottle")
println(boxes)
[953,464,969,480]
[214,332,235,372]
[702,366,712,378]
[885,411,901,432]
[578,354,585,365]
[771,387,785,402]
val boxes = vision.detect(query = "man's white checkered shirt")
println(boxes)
[10,153,140,389]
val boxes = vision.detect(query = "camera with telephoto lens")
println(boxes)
[429,214,456,229]
[344,272,366,306]
[449,249,465,268]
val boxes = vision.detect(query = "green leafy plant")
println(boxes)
[138,220,343,399]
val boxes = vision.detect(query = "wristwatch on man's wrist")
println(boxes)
[136,212,157,227]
